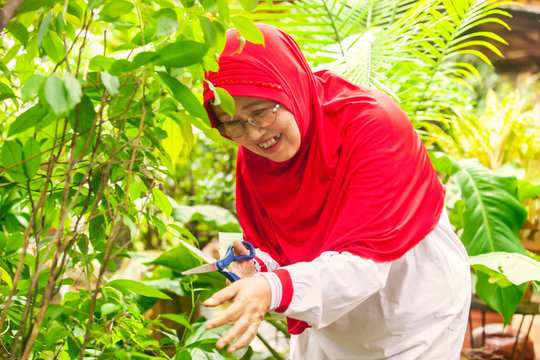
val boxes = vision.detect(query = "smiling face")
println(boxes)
[212,96,301,162]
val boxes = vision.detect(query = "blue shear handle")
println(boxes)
[215,241,256,271]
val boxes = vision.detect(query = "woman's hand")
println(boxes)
[203,276,271,353]
[228,240,256,278]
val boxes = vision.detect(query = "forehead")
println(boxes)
[212,96,273,117]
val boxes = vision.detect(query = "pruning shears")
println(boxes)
[181,241,255,282]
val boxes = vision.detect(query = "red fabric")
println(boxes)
[203,24,445,333]
[273,269,293,313]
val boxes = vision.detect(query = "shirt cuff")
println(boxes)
[255,269,293,313]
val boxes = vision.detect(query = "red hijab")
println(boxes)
[203,25,444,267]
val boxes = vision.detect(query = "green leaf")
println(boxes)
[100,72,119,96]
[152,188,172,218]
[213,87,235,118]
[470,252,540,286]
[154,40,209,68]
[518,179,540,201]
[160,313,194,333]
[42,31,65,63]
[7,21,29,46]
[68,95,96,134]
[162,118,183,161]
[239,0,258,11]
[105,279,171,300]
[21,74,45,102]
[15,53,35,83]
[156,71,209,124]
[475,272,526,325]
[64,72,83,110]
[1,141,25,183]
[100,303,121,317]
[0,82,16,101]
[23,138,41,180]
[453,159,527,256]
[99,0,134,21]
[89,55,114,71]
[109,59,133,76]
[172,204,241,232]
[231,16,264,45]
[148,245,203,272]
[44,74,68,116]
[132,52,158,68]
[155,16,178,39]
[37,11,52,47]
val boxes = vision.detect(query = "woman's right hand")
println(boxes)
[228,240,256,278]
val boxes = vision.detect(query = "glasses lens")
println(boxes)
[249,107,278,128]
[219,122,245,138]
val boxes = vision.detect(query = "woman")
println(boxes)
[201,24,471,359]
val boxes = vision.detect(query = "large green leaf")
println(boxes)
[453,159,527,256]
[153,40,209,68]
[105,279,171,300]
[172,204,241,233]
[470,252,540,286]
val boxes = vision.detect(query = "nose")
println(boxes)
[245,124,266,141]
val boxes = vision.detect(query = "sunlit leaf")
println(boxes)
[152,188,172,218]
[100,72,119,96]
[21,74,45,102]
[231,15,264,45]
[44,74,68,116]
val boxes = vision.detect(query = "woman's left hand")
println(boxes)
[203,276,271,353]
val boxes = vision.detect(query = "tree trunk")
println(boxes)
[0,0,24,33]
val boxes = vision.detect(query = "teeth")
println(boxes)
[259,135,281,149]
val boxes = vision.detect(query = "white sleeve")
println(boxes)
[260,251,392,329]
[253,248,280,272]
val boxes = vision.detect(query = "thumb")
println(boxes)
[203,282,241,307]
[233,240,249,256]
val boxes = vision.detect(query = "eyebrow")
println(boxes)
[213,99,274,122]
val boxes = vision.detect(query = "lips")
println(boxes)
[258,134,281,149]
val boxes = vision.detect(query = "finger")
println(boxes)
[205,294,250,329]
[215,313,252,349]
[233,240,249,256]
[227,321,261,353]
[203,282,240,307]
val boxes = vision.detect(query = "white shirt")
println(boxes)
[255,211,471,359]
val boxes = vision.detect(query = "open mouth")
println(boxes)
[258,134,281,149]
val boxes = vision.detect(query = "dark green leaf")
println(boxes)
[231,15,264,45]
[23,138,41,180]
[148,245,203,272]
[18,0,58,14]
[132,52,158,68]
[156,71,209,124]
[105,279,171,300]
[154,40,209,68]
[68,95,96,134]
[454,160,527,256]
[0,82,16,101]
[1,141,25,183]
[44,74,68,116]
[7,21,29,46]
[475,272,526,325]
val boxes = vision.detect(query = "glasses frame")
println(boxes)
[217,103,281,138]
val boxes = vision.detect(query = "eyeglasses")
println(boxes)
[217,103,280,138]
